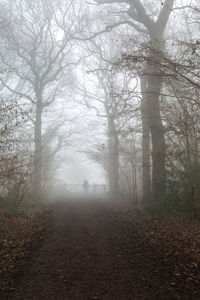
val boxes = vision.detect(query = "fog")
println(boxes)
[2,1,200,298]
[0,0,200,212]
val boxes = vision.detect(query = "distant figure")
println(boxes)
[83,179,89,193]
[103,184,106,193]
[93,183,97,193]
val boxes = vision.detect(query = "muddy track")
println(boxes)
[5,198,199,299]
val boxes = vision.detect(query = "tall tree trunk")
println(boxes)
[97,0,174,203]
[146,48,166,200]
[108,116,119,197]
[33,102,42,193]
[140,76,151,202]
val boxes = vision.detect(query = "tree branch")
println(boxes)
[156,0,175,34]
[106,20,147,34]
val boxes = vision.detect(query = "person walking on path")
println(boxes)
[83,179,89,193]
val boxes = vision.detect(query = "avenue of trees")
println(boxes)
[1,0,200,215]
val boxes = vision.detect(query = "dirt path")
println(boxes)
[7,197,198,299]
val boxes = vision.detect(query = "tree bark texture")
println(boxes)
[140,76,151,201]
[146,46,166,200]
[108,116,120,198]
[33,101,42,194]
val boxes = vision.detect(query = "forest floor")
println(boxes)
[1,197,200,299]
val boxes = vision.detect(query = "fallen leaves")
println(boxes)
[0,207,46,297]
[129,212,200,288]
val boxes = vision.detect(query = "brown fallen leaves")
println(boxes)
[130,212,200,287]
[0,208,46,295]
[1,198,200,298]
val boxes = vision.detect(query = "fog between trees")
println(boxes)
[0,0,200,214]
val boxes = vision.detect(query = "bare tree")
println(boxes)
[75,34,138,197]
[0,0,82,193]
[94,0,175,201]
